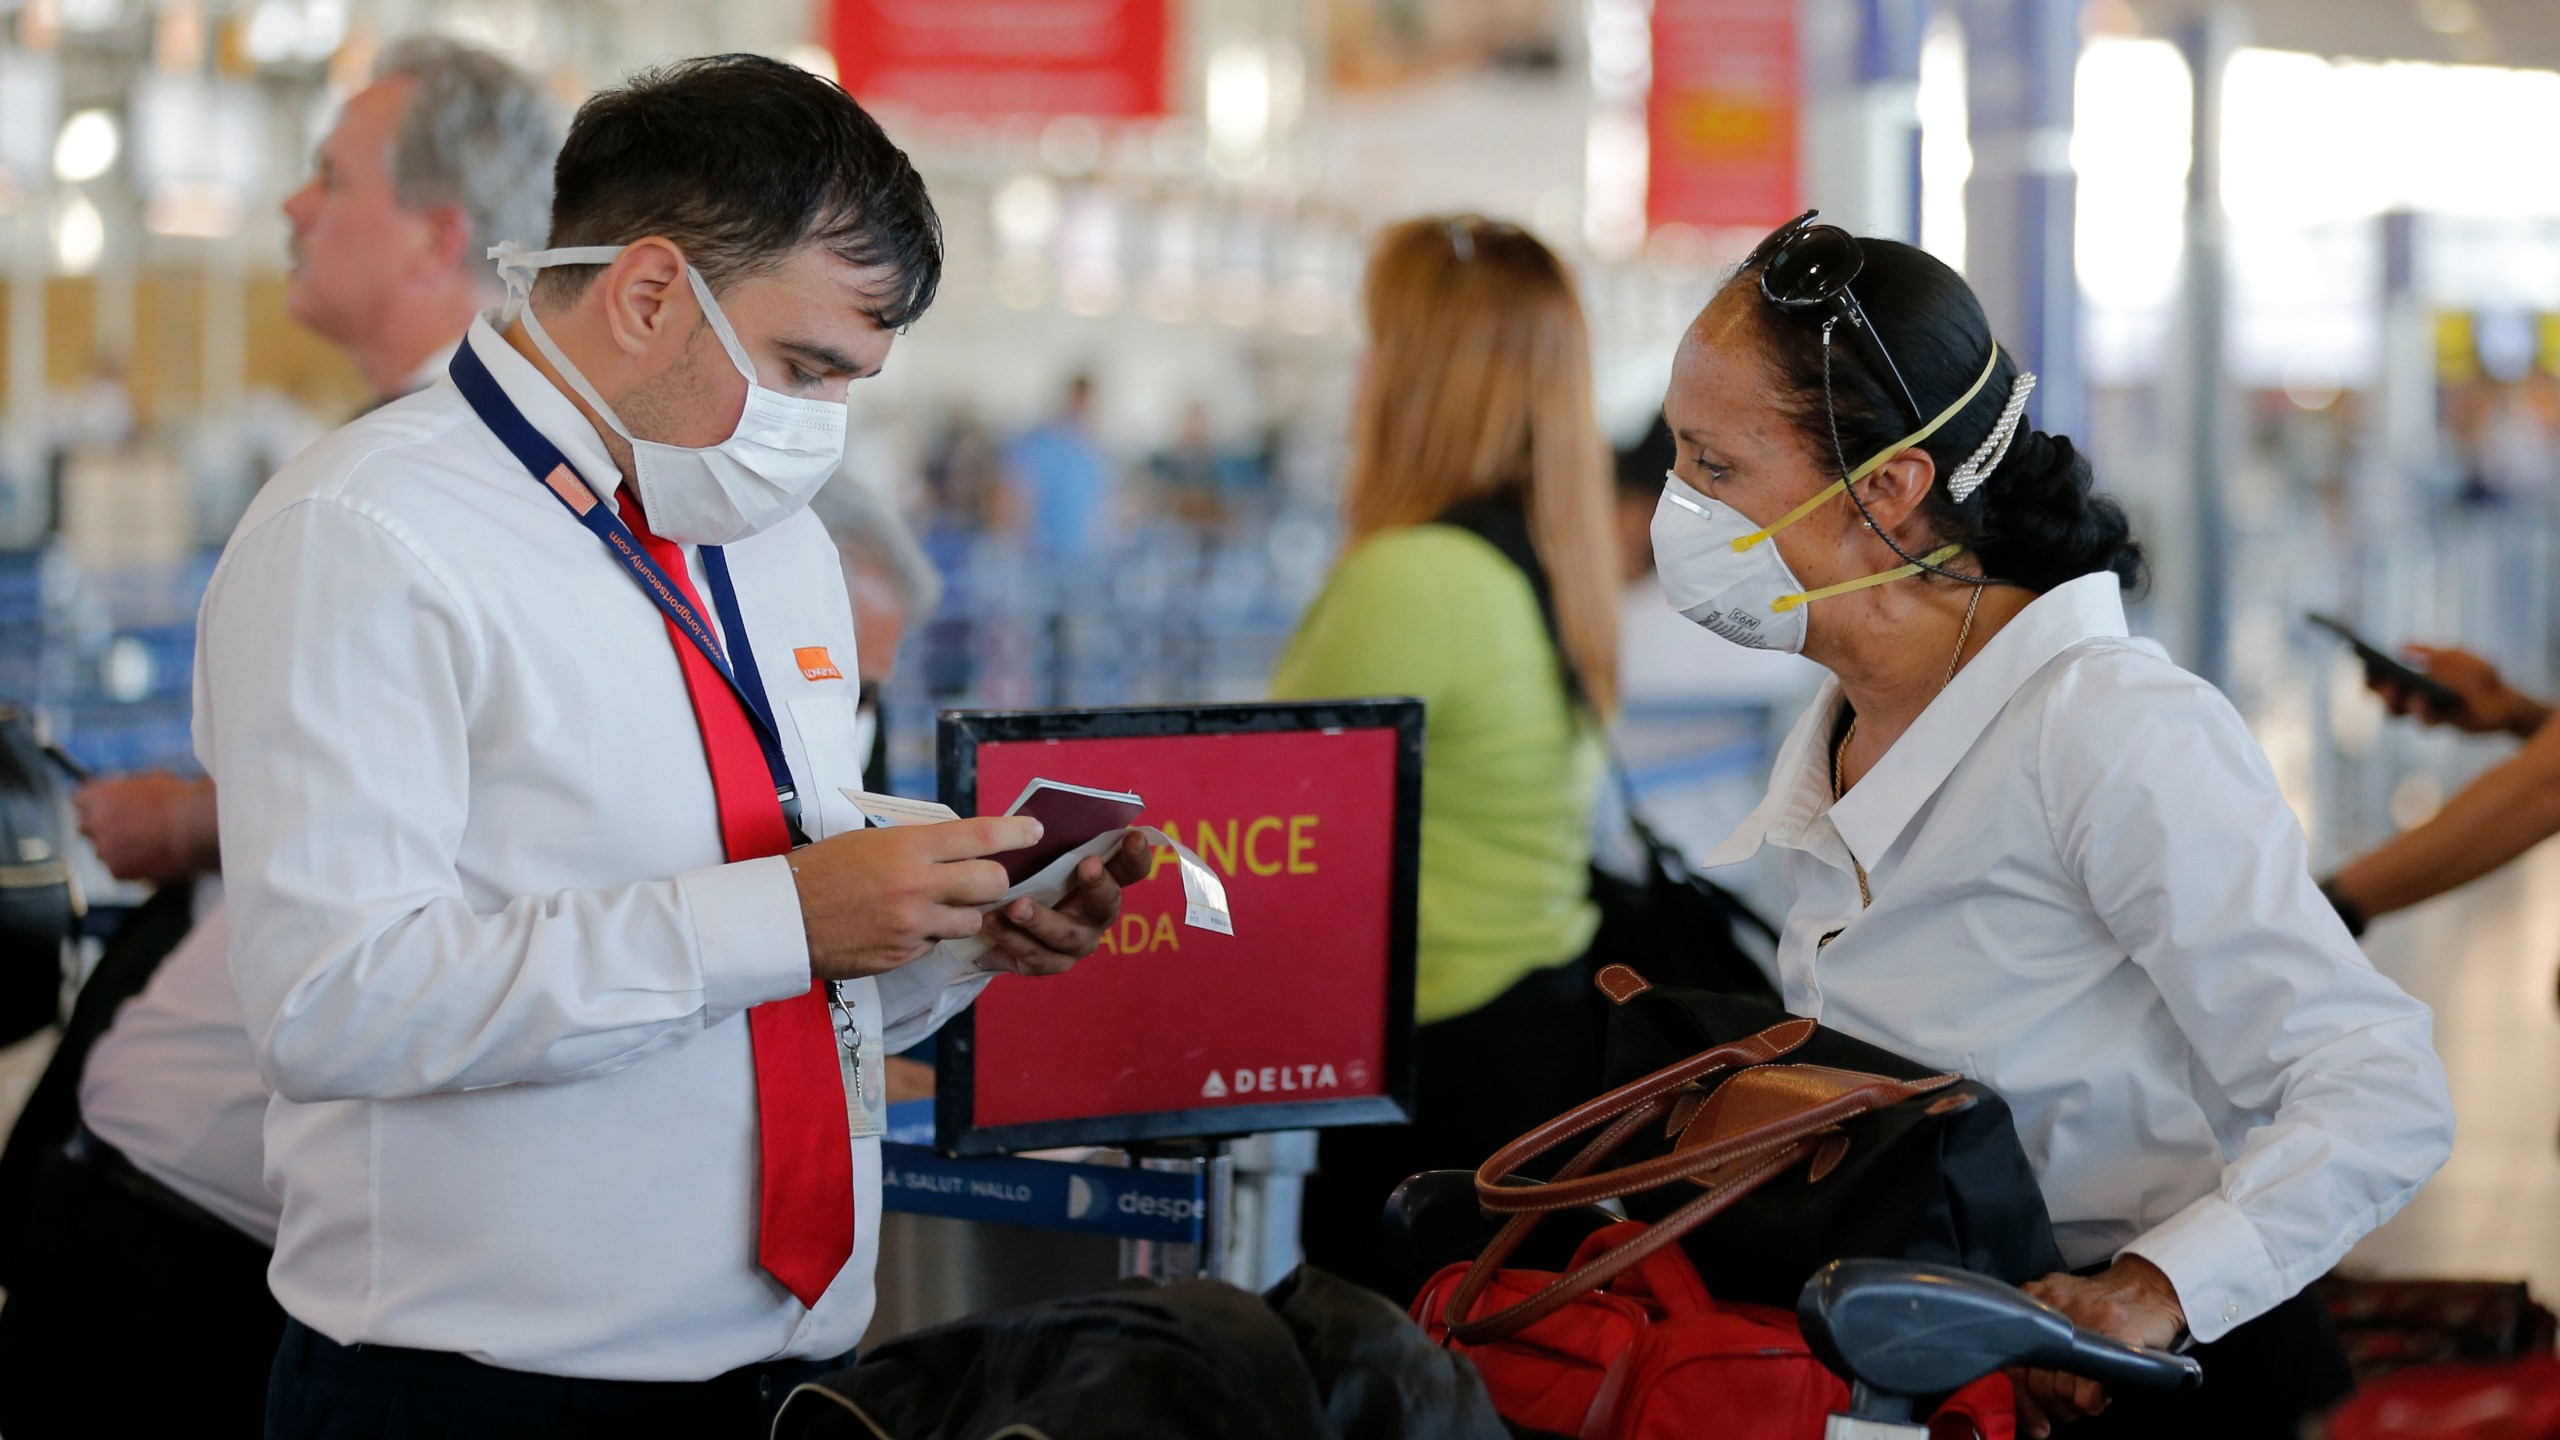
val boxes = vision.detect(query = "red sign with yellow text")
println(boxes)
[1648,0,1798,231]
[942,710,1417,1151]
[831,0,1172,120]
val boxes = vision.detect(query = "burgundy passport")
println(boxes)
[998,779,1144,886]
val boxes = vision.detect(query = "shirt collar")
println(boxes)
[458,315,626,514]
[1704,572,2137,868]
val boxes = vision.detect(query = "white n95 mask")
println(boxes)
[1652,341,1998,651]
[1653,475,1814,652]
[490,242,847,546]
[1652,473,1963,654]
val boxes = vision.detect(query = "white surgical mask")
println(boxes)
[490,242,847,545]
[1651,341,1999,652]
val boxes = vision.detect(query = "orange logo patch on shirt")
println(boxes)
[793,647,844,682]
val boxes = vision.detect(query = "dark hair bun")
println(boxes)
[1967,433,2145,593]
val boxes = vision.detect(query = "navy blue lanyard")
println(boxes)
[450,341,808,846]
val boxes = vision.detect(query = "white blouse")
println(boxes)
[1705,572,2454,1342]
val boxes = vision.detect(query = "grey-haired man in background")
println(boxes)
[284,36,558,399]
[0,39,558,1440]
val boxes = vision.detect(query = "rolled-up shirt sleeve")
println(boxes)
[199,494,812,1104]
[2043,655,2455,1342]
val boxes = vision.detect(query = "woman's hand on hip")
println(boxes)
[2009,1255,2187,1438]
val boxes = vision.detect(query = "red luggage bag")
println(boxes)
[1413,1220,2010,1440]
[1406,1005,2030,1438]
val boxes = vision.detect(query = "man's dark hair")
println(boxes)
[536,53,941,329]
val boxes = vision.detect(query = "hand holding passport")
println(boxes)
[841,779,1234,959]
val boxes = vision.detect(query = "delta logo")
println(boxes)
[1200,1062,1343,1100]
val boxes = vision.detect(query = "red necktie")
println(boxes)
[623,490,853,1308]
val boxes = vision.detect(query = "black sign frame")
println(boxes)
[933,699,1424,1157]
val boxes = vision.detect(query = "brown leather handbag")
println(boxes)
[1595,966,2066,1311]
[1441,996,1966,1344]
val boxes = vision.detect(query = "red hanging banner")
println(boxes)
[830,0,1173,119]
[1648,0,1799,231]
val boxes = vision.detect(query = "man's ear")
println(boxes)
[1857,446,1941,541]
[597,237,688,358]
[415,203,474,281]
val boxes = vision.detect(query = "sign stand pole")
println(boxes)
[1119,1138,1236,1282]
[1200,1142,1234,1281]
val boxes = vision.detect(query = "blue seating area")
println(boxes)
[0,547,218,778]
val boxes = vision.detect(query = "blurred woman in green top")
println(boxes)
[1278,215,1620,1295]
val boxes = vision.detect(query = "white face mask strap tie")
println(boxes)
[1731,339,2004,554]
[489,242,625,327]
[486,242,778,444]
[488,243,757,391]
[680,266,758,381]
[490,244,642,447]
[474,242,849,547]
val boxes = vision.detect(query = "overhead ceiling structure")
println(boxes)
[2122,0,2560,73]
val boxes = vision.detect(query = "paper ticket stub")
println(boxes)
[839,788,961,829]
[1131,824,1233,938]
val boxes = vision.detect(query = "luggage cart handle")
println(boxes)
[2058,1328,2204,1395]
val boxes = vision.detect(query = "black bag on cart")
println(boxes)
[0,704,79,1047]
[1584,804,1779,1004]
[774,1268,1506,1440]
[1596,964,2066,1309]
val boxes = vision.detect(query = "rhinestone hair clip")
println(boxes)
[1947,369,2037,503]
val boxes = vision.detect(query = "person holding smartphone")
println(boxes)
[2319,646,2560,933]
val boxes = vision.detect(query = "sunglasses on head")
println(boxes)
[1744,210,1926,430]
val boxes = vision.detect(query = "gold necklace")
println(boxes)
[1831,585,1986,910]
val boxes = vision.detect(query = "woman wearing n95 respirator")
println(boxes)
[1667,215,2451,1440]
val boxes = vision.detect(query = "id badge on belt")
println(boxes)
[827,981,888,1139]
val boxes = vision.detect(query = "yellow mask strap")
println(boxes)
[1733,342,2005,554]
[1773,544,1965,613]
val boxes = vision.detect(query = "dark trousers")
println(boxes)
[1300,953,1606,1302]
[0,1137,285,1440]
[267,1319,857,1440]
[2055,1285,2356,1439]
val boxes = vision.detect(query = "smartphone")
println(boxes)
[2305,613,2463,711]
[999,778,1144,886]
[40,741,91,785]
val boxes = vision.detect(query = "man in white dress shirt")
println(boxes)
[0,40,556,1440]
[199,55,1147,1439]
